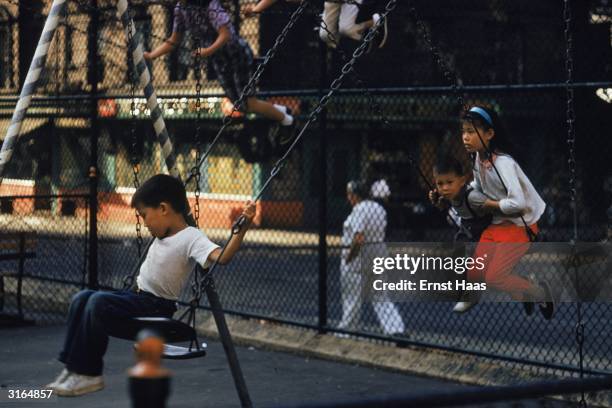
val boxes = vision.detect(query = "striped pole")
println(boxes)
[116,0,180,179]
[0,0,67,185]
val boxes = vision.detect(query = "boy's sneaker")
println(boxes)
[54,373,104,397]
[522,273,538,317]
[45,368,70,389]
[522,301,535,316]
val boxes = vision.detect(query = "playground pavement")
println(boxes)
[0,325,576,408]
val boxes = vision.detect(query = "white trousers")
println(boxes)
[319,0,370,47]
[338,263,405,335]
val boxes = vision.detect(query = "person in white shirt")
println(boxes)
[47,174,255,396]
[456,106,555,319]
[338,180,405,336]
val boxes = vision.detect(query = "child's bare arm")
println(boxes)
[193,25,230,58]
[208,201,256,265]
[144,32,182,60]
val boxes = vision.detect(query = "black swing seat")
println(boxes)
[161,343,207,360]
[112,317,207,359]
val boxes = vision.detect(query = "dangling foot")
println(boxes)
[274,104,294,127]
[372,13,388,49]
[523,301,535,316]
[538,279,557,320]
[45,368,71,389]
[54,373,104,397]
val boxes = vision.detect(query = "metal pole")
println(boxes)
[203,271,253,408]
[0,0,68,184]
[116,0,180,178]
[317,38,328,333]
[87,0,99,289]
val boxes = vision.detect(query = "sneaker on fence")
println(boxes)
[45,368,71,389]
[53,373,104,397]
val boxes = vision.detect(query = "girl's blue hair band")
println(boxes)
[468,107,493,126]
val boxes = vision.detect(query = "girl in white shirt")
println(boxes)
[455,106,554,319]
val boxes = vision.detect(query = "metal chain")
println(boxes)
[315,4,468,236]
[185,0,312,185]
[189,0,399,305]
[176,0,313,312]
[407,2,465,112]
[123,5,143,290]
[406,1,540,242]
[191,0,204,228]
[564,0,585,406]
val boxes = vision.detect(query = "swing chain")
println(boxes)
[314,4,390,128]
[129,9,143,256]
[192,0,204,227]
[123,5,143,290]
[564,0,586,406]
[186,0,312,185]
[317,7,470,236]
[188,0,399,303]
[564,0,577,239]
[407,2,465,111]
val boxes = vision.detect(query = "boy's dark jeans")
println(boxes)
[59,289,176,376]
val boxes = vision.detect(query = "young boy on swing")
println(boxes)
[144,0,294,127]
[46,174,255,396]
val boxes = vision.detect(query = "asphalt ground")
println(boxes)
[0,325,578,408]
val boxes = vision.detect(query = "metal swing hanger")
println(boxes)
[188,0,400,305]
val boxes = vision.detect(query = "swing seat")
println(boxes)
[132,317,197,343]
[161,343,208,360]
[133,318,208,360]
[112,317,208,359]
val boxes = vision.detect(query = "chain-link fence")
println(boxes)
[0,0,611,380]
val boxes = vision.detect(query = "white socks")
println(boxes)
[373,13,380,26]
[274,104,294,126]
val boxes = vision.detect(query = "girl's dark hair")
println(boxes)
[462,106,515,157]
[131,174,188,215]
[433,152,466,176]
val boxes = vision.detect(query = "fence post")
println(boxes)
[317,37,328,333]
[87,0,99,290]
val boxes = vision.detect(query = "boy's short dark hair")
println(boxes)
[131,174,188,215]
[433,153,466,177]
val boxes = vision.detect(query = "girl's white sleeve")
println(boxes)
[470,163,483,192]
[496,158,527,214]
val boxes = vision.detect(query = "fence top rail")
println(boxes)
[0,81,610,102]
[0,193,91,200]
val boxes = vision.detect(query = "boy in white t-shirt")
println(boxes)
[46,174,255,397]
